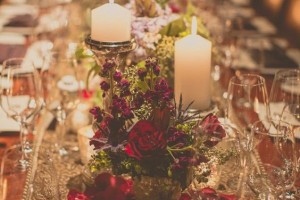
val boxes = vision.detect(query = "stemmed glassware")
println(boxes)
[269,69,300,140]
[0,58,42,170]
[227,74,270,131]
[226,74,270,172]
[269,69,300,192]
[42,52,81,156]
[249,119,296,199]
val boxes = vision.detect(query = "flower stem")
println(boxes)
[109,69,114,105]
[167,145,195,152]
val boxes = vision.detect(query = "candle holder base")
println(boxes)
[85,35,137,62]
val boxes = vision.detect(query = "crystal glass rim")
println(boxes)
[3,57,28,67]
[251,119,292,136]
[229,74,266,87]
[274,69,300,80]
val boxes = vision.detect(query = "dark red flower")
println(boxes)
[167,127,188,147]
[153,65,160,76]
[100,81,110,91]
[90,106,103,122]
[200,114,226,147]
[172,154,195,169]
[67,190,88,200]
[133,92,144,108]
[103,59,116,71]
[84,173,133,200]
[90,129,108,150]
[219,193,238,200]
[145,57,157,69]
[137,69,147,81]
[113,71,122,82]
[155,79,168,91]
[199,187,219,199]
[125,120,167,160]
[179,193,192,200]
[122,108,134,120]
[119,79,130,89]
[111,96,132,119]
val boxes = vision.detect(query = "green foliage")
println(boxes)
[159,17,187,37]
[89,151,112,173]
[135,0,158,17]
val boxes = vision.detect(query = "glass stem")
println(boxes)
[19,122,29,168]
[56,109,67,156]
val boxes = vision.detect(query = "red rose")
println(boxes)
[125,120,167,160]
[67,190,88,200]
[200,114,226,147]
[219,193,238,200]
[84,173,133,200]
[198,187,237,200]
[179,193,192,200]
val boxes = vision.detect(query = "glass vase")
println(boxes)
[133,176,182,200]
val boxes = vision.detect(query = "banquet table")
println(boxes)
[0,0,300,199]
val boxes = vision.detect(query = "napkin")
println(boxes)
[0,4,38,17]
[0,107,20,132]
[0,44,27,63]
[0,32,27,63]
[4,14,38,28]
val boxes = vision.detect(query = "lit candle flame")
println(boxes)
[191,16,197,35]
[109,0,114,3]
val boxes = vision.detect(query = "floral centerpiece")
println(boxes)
[67,57,236,200]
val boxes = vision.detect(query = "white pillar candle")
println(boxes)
[91,0,131,42]
[175,17,212,110]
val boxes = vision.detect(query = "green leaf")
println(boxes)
[86,63,100,90]
[136,80,149,92]
[137,60,146,68]
[159,17,187,37]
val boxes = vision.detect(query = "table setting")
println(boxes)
[0,0,299,199]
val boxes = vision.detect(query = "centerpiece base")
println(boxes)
[85,35,137,58]
[133,176,182,200]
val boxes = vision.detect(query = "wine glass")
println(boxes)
[269,69,300,127]
[226,74,270,172]
[269,69,300,191]
[0,58,42,169]
[249,119,296,199]
[42,52,81,156]
[226,74,270,132]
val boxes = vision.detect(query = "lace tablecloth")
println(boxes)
[22,113,84,200]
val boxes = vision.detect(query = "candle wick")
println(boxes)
[191,16,197,35]
[109,0,114,3]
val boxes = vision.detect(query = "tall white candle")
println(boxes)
[91,0,131,42]
[175,17,212,110]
